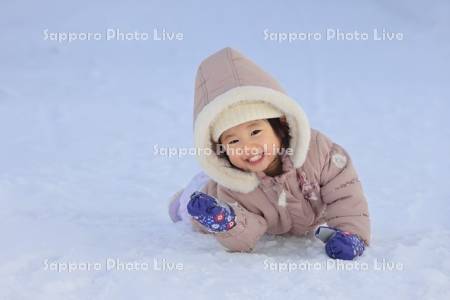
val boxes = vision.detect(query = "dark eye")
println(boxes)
[251,129,262,136]
[228,139,239,145]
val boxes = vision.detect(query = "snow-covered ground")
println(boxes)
[1,0,449,299]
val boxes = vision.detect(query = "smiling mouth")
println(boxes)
[247,153,265,165]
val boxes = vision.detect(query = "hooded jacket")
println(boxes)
[191,47,370,252]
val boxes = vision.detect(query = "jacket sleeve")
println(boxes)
[194,180,268,252]
[316,131,371,245]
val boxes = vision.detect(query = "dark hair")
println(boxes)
[213,117,291,166]
[267,117,291,150]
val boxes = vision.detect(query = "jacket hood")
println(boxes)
[193,47,311,193]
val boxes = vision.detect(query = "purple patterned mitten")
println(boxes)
[315,226,365,260]
[187,191,236,232]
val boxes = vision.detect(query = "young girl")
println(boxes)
[168,47,370,260]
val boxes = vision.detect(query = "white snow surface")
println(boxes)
[1,0,450,299]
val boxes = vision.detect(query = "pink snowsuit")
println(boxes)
[169,47,371,252]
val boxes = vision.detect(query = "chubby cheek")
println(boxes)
[232,154,248,167]
[228,154,252,170]
[264,141,281,156]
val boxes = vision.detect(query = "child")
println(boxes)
[168,47,370,260]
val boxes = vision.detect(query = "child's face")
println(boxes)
[219,119,281,173]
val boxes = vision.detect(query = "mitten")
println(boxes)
[187,191,236,232]
[315,226,365,260]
